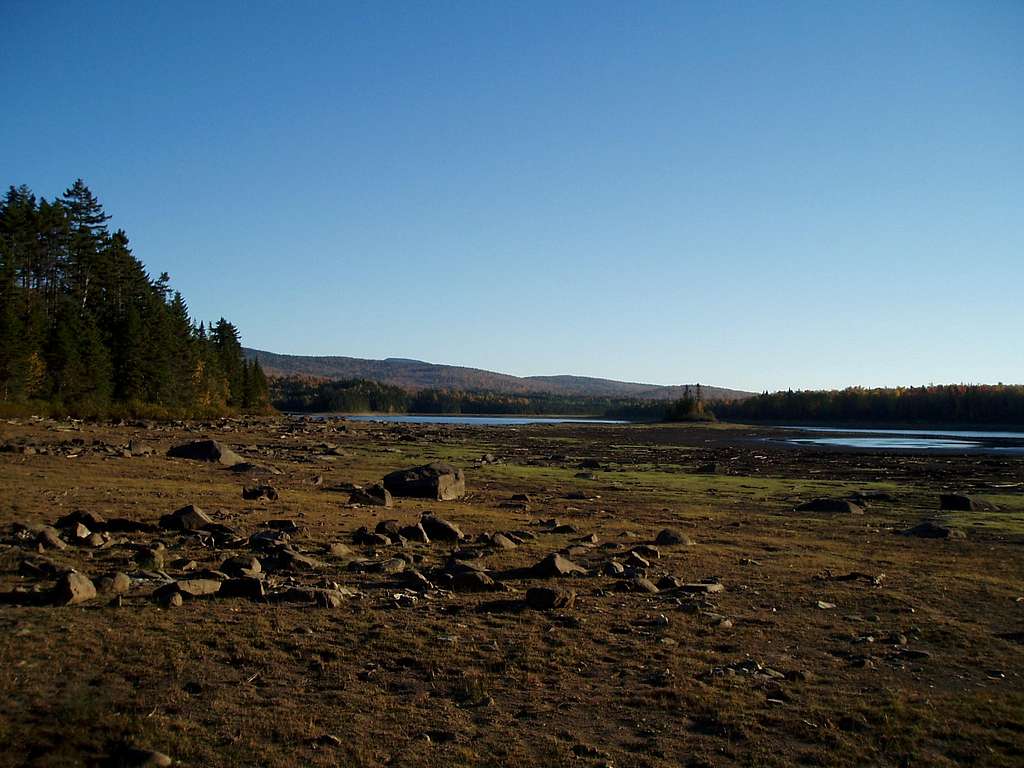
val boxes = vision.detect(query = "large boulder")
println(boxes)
[167,439,244,467]
[939,494,998,512]
[152,579,222,601]
[159,504,213,531]
[350,484,393,507]
[55,510,107,531]
[52,572,97,605]
[530,553,587,578]
[242,484,279,501]
[655,528,694,546]
[795,498,864,514]
[902,519,967,539]
[419,514,465,542]
[383,463,466,500]
[526,586,576,610]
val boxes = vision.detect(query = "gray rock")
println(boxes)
[902,519,966,539]
[616,576,659,594]
[272,548,323,572]
[152,578,222,600]
[625,551,650,569]
[655,528,693,546]
[375,519,403,537]
[795,498,864,514]
[369,558,407,574]
[350,484,393,507]
[249,529,290,549]
[420,513,465,542]
[220,556,262,577]
[134,546,165,570]
[451,570,500,592]
[490,533,517,550]
[242,484,279,501]
[404,568,434,591]
[112,747,172,767]
[105,573,132,593]
[313,588,354,608]
[680,582,725,593]
[526,586,576,610]
[939,493,997,512]
[631,544,660,560]
[383,462,466,500]
[219,576,266,599]
[603,560,625,576]
[328,542,354,557]
[36,526,67,550]
[159,504,213,531]
[167,439,244,467]
[352,527,392,546]
[128,440,155,457]
[55,510,107,531]
[399,523,431,543]
[531,553,587,578]
[53,572,97,605]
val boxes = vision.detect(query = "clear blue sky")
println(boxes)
[2,1,1021,392]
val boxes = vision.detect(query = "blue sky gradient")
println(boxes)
[3,1,1021,391]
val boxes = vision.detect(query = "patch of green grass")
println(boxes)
[945,509,1024,535]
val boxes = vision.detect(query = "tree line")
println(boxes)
[270,377,721,419]
[272,378,1024,427]
[714,384,1024,426]
[0,180,269,417]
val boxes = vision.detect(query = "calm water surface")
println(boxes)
[781,425,1024,452]
[784,425,1024,440]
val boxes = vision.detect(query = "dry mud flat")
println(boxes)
[0,417,1022,768]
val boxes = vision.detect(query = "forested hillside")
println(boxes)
[248,348,752,401]
[0,181,269,417]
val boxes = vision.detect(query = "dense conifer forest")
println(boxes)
[0,181,269,417]
[714,384,1024,426]
[270,377,715,420]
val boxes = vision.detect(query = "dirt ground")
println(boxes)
[1,416,1022,768]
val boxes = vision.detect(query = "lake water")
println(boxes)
[338,415,629,426]
[785,426,1024,440]
[781,425,1024,452]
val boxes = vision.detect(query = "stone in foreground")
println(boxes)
[531,553,587,578]
[159,504,213,531]
[111,747,172,767]
[526,586,576,610]
[53,572,97,605]
[152,578,222,600]
[167,439,244,467]
[939,494,998,512]
[420,513,465,541]
[680,581,725,593]
[795,498,864,514]
[655,527,694,546]
[902,519,966,539]
[349,483,393,507]
[383,462,466,500]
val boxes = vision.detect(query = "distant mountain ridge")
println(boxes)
[244,348,753,402]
